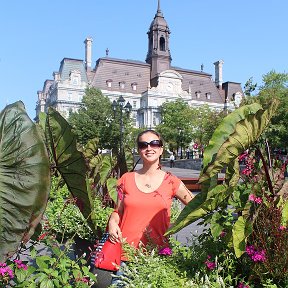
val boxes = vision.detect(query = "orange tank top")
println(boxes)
[117,171,181,253]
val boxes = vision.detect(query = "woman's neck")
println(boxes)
[139,162,160,175]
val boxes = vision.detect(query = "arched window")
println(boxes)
[160,36,165,51]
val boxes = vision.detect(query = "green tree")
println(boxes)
[258,71,288,150]
[69,87,132,153]
[156,99,193,154]
[190,105,225,148]
[243,77,257,97]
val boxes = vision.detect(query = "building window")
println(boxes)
[68,92,72,101]
[195,91,201,99]
[131,82,137,91]
[106,79,113,88]
[160,36,165,51]
[119,81,125,89]
[206,92,211,100]
[70,70,81,86]
[72,77,79,85]
[133,100,137,108]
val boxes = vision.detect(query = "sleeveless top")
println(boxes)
[117,171,181,254]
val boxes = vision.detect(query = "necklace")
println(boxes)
[145,183,152,188]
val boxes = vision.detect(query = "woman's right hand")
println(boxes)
[108,219,122,244]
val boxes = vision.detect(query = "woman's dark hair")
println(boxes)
[136,129,164,146]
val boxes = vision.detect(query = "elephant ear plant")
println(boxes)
[0,101,50,262]
[166,99,282,257]
[43,108,134,237]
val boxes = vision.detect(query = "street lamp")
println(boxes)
[112,96,132,155]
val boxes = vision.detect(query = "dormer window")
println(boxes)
[206,92,211,100]
[195,91,201,99]
[131,82,137,91]
[119,81,125,89]
[106,79,113,88]
[70,70,81,86]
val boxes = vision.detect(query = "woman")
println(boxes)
[108,129,194,254]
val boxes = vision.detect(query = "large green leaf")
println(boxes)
[166,184,232,235]
[232,216,253,257]
[199,100,279,183]
[0,101,50,261]
[45,108,94,230]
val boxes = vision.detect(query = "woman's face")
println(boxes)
[137,132,163,163]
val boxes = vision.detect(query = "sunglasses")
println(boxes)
[138,140,163,150]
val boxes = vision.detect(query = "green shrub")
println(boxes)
[45,177,113,241]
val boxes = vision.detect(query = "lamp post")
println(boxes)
[179,128,183,159]
[112,95,132,155]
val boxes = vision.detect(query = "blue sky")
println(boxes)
[0,0,287,119]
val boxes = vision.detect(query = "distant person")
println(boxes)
[185,147,190,159]
[170,152,175,168]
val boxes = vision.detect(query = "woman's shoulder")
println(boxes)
[163,171,181,183]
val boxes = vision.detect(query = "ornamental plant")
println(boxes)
[167,99,288,285]
[0,102,50,262]
[0,234,97,287]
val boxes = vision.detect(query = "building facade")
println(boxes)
[35,0,243,127]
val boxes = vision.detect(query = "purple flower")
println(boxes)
[158,247,173,256]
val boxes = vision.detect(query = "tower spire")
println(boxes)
[157,0,163,16]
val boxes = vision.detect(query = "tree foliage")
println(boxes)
[156,99,192,153]
[156,100,225,152]
[68,87,132,153]
[242,71,288,150]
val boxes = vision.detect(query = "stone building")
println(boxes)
[35,0,243,127]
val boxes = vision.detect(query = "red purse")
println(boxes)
[93,232,122,271]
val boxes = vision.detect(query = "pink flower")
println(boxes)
[248,194,256,202]
[238,282,250,288]
[205,256,216,270]
[245,245,255,256]
[246,245,266,262]
[279,225,286,231]
[251,250,266,262]
[0,263,14,279]
[220,231,226,238]
[254,197,262,204]
[158,247,173,256]
[14,260,28,270]
[248,194,262,204]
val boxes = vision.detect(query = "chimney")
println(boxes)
[84,37,93,71]
[214,60,224,89]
